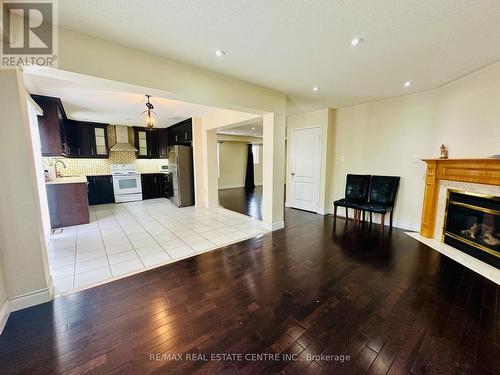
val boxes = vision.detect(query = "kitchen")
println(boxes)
[28,88,266,294]
[36,93,195,229]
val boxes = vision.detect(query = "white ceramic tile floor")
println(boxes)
[47,198,267,294]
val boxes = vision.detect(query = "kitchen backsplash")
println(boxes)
[42,152,167,176]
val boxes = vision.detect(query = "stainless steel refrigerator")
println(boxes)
[168,145,194,207]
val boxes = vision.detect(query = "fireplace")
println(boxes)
[443,190,500,268]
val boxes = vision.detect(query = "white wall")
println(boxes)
[0,70,52,313]
[218,140,263,189]
[329,61,500,229]
[27,99,51,246]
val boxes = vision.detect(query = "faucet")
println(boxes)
[54,160,67,177]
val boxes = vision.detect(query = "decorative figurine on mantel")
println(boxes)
[439,144,449,159]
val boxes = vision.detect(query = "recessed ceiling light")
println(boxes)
[350,37,364,46]
[251,127,255,130]
[312,86,320,92]
[404,81,413,87]
[214,50,225,57]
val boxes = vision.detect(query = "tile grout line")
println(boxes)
[134,202,218,252]
[108,206,147,269]
[93,209,114,281]
[120,203,177,260]
[150,201,262,251]
[71,222,79,290]
[144,200,265,251]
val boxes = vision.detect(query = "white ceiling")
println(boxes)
[59,1,500,112]
[24,73,219,127]
[217,118,263,138]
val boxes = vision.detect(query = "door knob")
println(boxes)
[291,173,295,176]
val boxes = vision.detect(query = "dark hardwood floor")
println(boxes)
[219,186,263,220]
[1,212,498,374]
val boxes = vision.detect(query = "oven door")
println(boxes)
[113,175,142,195]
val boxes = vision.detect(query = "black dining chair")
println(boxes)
[358,176,400,231]
[333,174,371,225]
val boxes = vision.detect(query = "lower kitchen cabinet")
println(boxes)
[87,175,115,205]
[46,182,90,229]
[141,173,167,200]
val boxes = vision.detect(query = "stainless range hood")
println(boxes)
[109,125,137,152]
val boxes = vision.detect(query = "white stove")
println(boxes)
[110,164,142,203]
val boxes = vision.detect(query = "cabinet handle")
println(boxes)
[175,135,178,142]
[91,147,94,155]
[184,132,187,139]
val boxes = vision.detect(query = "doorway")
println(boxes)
[216,119,264,220]
[288,126,321,213]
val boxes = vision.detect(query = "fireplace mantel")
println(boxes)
[420,158,500,237]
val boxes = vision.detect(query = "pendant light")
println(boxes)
[143,95,155,129]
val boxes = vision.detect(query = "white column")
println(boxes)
[262,112,286,230]
[191,117,204,207]
[202,128,219,207]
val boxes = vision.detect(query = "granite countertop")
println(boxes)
[46,176,88,185]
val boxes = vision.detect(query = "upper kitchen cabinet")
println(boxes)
[168,119,192,145]
[158,128,169,158]
[133,127,168,159]
[64,120,79,157]
[65,120,109,158]
[31,95,68,156]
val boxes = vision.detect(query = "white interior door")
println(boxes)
[289,127,321,212]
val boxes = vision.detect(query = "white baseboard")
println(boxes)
[263,221,285,231]
[219,184,244,189]
[8,288,52,313]
[0,299,10,335]
[0,280,55,335]
[332,208,419,232]
[219,183,263,190]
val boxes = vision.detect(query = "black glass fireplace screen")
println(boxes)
[443,191,500,268]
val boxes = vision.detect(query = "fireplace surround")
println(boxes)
[418,158,500,278]
[420,158,500,238]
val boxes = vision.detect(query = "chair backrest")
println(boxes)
[369,176,400,206]
[345,174,371,202]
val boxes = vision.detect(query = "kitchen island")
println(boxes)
[46,176,89,229]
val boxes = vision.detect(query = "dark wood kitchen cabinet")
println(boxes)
[32,94,109,158]
[134,127,168,159]
[46,182,89,228]
[64,120,79,157]
[141,173,166,200]
[65,120,109,158]
[78,123,95,156]
[168,119,192,145]
[31,95,68,156]
[87,175,115,205]
[158,128,169,158]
